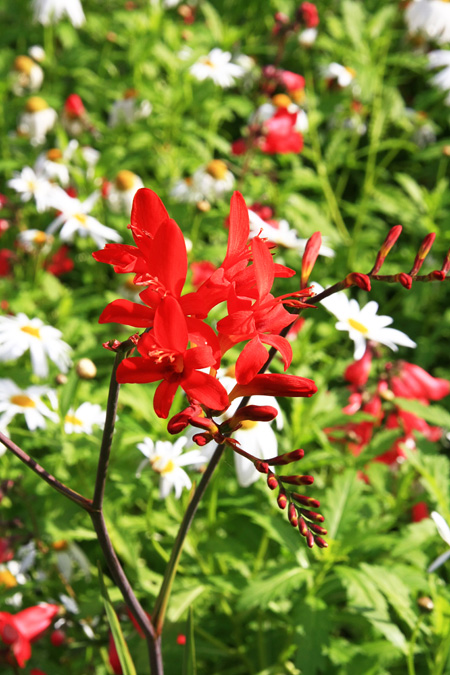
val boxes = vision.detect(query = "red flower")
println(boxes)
[278,70,305,93]
[45,246,74,276]
[300,2,319,28]
[0,249,13,276]
[64,94,85,118]
[0,604,59,668]
[190,261,216,289]
[389,362,450,402]
[116,296,229,418]
[260,109,304,154]
[412,502,429,523]
[344,348,373,388]
[229,373,317,401]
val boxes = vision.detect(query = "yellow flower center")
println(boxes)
[74,213,87,226]
[348,318,369,334]
[47,148,63,162]
[151,456,176,475]
[0,570,18,589]
[10,394,36,408]
[203,58,215,68]
[124,88,138,99]
[240,419,258,430]
[206,160,228,180]
[65,414,83,426]
[25,96,48,112]
[345,67,356,78]
[291,89,305,104]
[14,55,34,75]
[160,459,176,474]
[272,93,292,108]
[27,180,36,192]
[33,231,48,245]
[52,540,69,551]
[115,170,136,191]
[21,325,41,339]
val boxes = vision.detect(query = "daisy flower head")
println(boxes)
[428,50,450,104]
[192,160,235,201]
[32,0,86,27]
[323,63,356,89]
[428,511,450,572]
[170,176,203,204]
[405,0,450,45]
[17,97,57,146]
[7,167,65,213]
[11,55,44,95]
[17,229,54,253]
[106,170,144,214]
[136,437,207,499]
[0,313,72,378]
[189,49,245,88]
[46,191,122,248]
[108,89,152,127]
[34,148,71,186]
[64,402,106,434]
[314,283,416,360]
[0,379,58,431]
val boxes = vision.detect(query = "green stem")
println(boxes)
[406,616,423,675]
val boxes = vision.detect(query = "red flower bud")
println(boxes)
[64,94,85,118]
[301,232,322,289]
[255,461,270,474]
[344,273,371,292]
[344,348,372,387]
[308,523,327,535]
[371,225,402,274]
[291,493,320,508]
[277,493,288,509]
[300,508,324,523]
[410,233,436,276]
[298,516,309,537]
[232,405,278,424]
[267,448,305,465]
[279,474,314,486]
[441,248,450,275]
[315,536,328,548]
[267,473,278,490]
[50,629,66,647]
[394,273,412,289]
[177,634,187,645]
[192,433,210,446]
[288,503,298,526]
[306,530,315,548]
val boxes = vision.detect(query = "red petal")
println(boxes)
[183,345,215,371]
[217,310,255,337]
[186,318,221,367]
[226,192,249,261]
[235,336,269,384]
[93,244,142,273]
[131,188,170,237]
[14,604,59,641]
[149,219,187,297]
[154,296,188,352]
[230,373,317,400]
[182,370,229,412]
[251,236,274,301]
[98,299,155,327]
[116,358,168,383]
[260,333,292,370]
[154,379,179,418]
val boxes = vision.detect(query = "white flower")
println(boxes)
[28,45,46,63]
[299,28,318,46]
[313,283,416,360]
[170,177,203,204]
[428,511,450,572]
[106,170,144,214]
[64,402,106,434]
[136,437,207,499]
[406,1,450,45]
[192,160,235,201]
[248,209,334,257]
[216,373,283,488]
[17,229,54,253]
[323,63,356,88]
[189,49,245,88]
[52,541,91,581]
[7,167,65,212]
[46,191,122,248]
[0,313,72,378]
[11,55,44,95]
[18,97,57,145]
[32,0,86,27]
[0,379,58,430]
[108,91,152,127]
[34,148,71,185]
[428,50,450,104]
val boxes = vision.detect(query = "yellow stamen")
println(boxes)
[0,570,17,589]
[25,96,48,112]
[74,213,87,226]
[115,170,135,191]
[10,394,36,408]
[160,459,176,474]
[33,231,48,245]
[240,419,258,430]
[225,365,236,378]
[206,160,228,180]
[52,540,69,551]
[65,414,83,426]
[14,55,34,75]
[348,318,369,334]
[47,148,63,161]
[272,93,292,108]
[124,88,138,99]
[21,325,41,339]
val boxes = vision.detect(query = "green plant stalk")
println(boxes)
[406,615,423,675]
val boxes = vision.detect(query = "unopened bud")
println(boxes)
[410,233,436,276]
[394,273,412,289]
[277,493,287,509]
[267,448,305,466]
[196,200,211,212]
[301,231,322,289]
[267,473,278,490]
[306,531,315,548]
[279,474,314,486]
[300,508,324,523]
[255,461,269,474]
[192,433,210,446]
[371,225,402,274]
[315,536,328,549]
[308,523,327,535]
[55,373,68,385]
[288,503,298,527]
[431,270,446,281]
[417,596,434,612]
[76,358,97,379]
[291,493,320,508]
[441,248,450,275]
[298,516,309,537]
[344,273,371,292]
[232,405,278,424]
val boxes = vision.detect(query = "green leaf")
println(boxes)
[59,369,80,419]
[97,563,137,675]
[323,469,364,540]
[237,565,309,611]
[182,605,197,675]
[393,398,450,428]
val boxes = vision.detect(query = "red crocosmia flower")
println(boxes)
[412,501,429,523]
[218,237,310,384]
[229,373,317,402]
[300,2,319,28]
[260,109,304,154]
[231,138,247,156]
[45,246,74,276]
[108,632,123,675]
[278,70,305,93]
[344,348,372,388]
[0,538,13,563]
[116,296,229,418]
[301,232,322,289]
[0,249,13,276]
[0,604,59,668]
[64,94,85,118]
[390,362,450,402]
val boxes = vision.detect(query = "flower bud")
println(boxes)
[441,248,450,275]
[231,405,278,424]
[306,531,315,548]
[267,448,305,465]
[288,503,298,527]
[301,231,321,289]
[410,233,436,276]
[255,461,269,474]
[344,273,371,292]
[51,629,66,647]
[298,516,308,537]
[300,508,324,523]
[344,348,372,387]
[267,473,278,490]
[280,474,314,486]
[76,358,97,379]
[315,536,328,549]
[308,523,327,535]
[192,433,210,446]
[371,225,402,274]
[394,273,412,289]
[277,493,287,509]
[291,493,320,508]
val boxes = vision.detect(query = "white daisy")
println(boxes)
[17,97,57,146]
[52,540,91,581]
[0,379,58,431]
[136,437,207,499]
[189,48,245,88]
[248,209,334,257]
[28,45,46,63]
[0,313,72,378]
[7,167,65,212]
[34,148,71,185]
[323,63,356,88]
[32,0,86,27]
[106,170,144,214]
[428,511,450,572]
[11,55,44,96]
[108,91,152,127]
[46,191,122,248]
[170,176,203,204]
[64,402,106,435]
[313,283,416,360]
[428,50,450,104]
[299,28,318,47]
[192,160,235,201]
[405,0,450,45]
[17,229,54,253]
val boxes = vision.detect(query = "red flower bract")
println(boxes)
[0,604,59,668]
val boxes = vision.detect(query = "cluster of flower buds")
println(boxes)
[369,226,450,289]
[272,3,319,38]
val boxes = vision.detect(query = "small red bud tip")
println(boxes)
[301,231,322,289]
[441,249,450,275]
[51,629,66,647]
[308,523,327,536]
[431,270,446,281]
[277,493,288,510]
[411,233,436,276]
[177,634,187,646]
[315,536,328,549]
[298,516,309,537]
[300,508,325,523]
[372,225,402,274]
[267,473,278,490]
[395,273,412,289]
[255,461,269,474]
[306,531,315,548]
[192,433,210,446]
[344,273,371,292]
[267,448,305,466]
[291,493,320,508]
[288,503,298,527]
[279,474,314,486]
